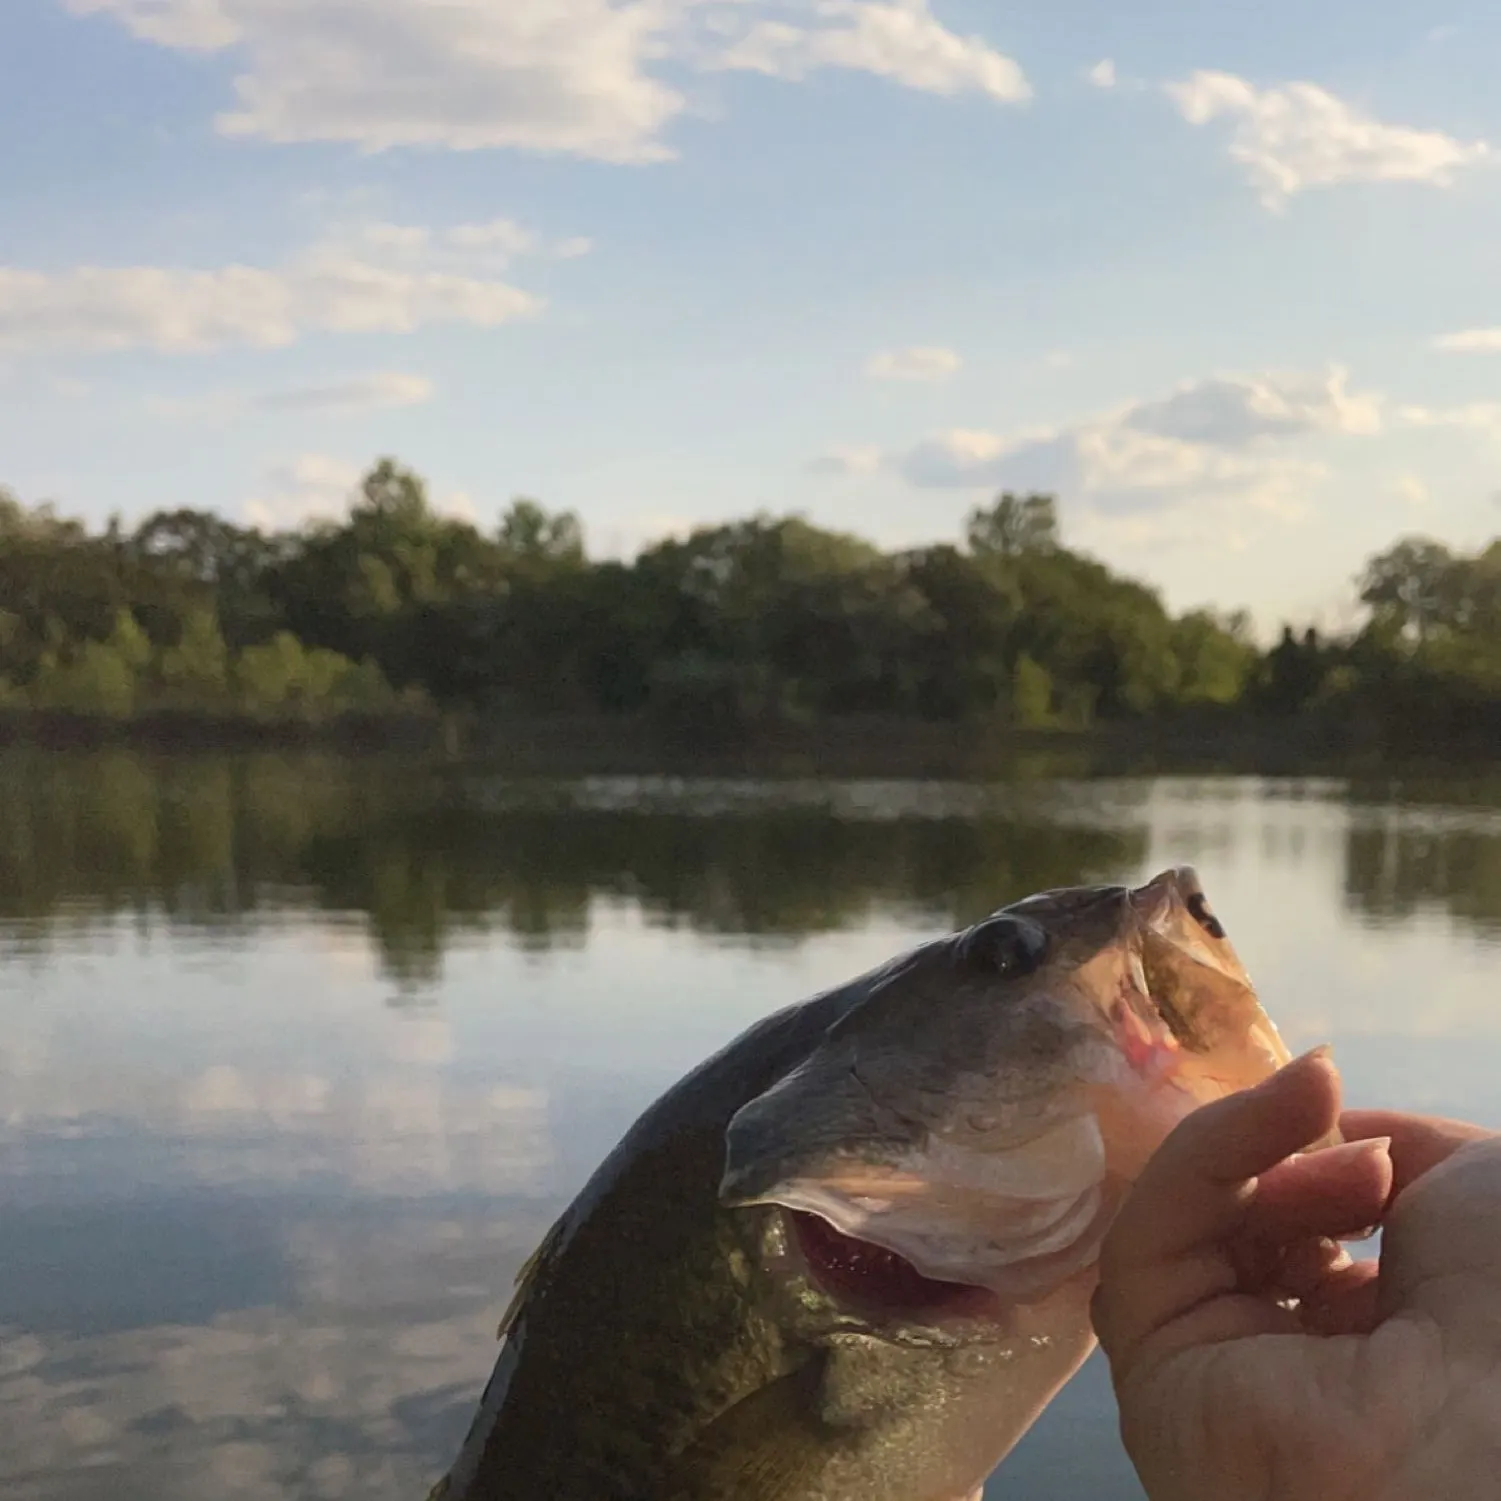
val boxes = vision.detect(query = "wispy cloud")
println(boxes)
[0,218,551,356]
[1396,474,1430,508]
[1432,327,1501,353]
[712,1,1030,103]
[243,454,364,530]
[807,444,886,475]
[1166,70,1490,209]
[864,345,962,381]
[1400,401,1501,440]
[242,453,478,530]
[252,372,435,415]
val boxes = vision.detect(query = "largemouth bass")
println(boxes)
[430,867,1309,1501]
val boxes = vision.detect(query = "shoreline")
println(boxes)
[2,707,1497,780]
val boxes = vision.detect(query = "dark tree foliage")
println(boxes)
[0,469,1494,738]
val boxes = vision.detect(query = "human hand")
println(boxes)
[1092,1049,1501,1501]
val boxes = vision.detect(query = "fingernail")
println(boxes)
[1318,1136,1393,1170]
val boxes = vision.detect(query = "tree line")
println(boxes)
[0,460,1496,743]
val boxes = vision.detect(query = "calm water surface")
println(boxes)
[1,752,1498,1500]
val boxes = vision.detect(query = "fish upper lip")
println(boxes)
[1126,868,1188,931]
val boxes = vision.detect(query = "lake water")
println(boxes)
[0,751,1498,1501]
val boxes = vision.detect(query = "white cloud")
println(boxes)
[144,371,436,421]
[893,420,1323,521]
[1396,474,1430,508]
[69,0,686,163]
[244,454,363,530]
[443,490,482,525]
[252,372,435,415]
[1165,70,1490,209]
[0,220,544,356]
[323,216,588,268]
[821,366,1383,527]
[895,426,1006,481]
[67,0,1030,163]
[864,344,962,381]
[1125,367,1382,446]
[807,443,887,475]
[593,511,698,558]
[1400,401,1501,439]
[713,0,1030,103]
[1433,327,1501,353]
[444,218,538,255]
[244,454,480,530]
[69,0,240,49]
[1087,58,1116,89]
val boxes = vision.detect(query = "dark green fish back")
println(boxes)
[440,992,855,1500]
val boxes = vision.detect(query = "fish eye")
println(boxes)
[1186,890,1227,940]
[956,915,1050,979]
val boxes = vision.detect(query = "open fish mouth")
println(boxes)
[779,1207,1011,1327]
[1120,864,1296,1101]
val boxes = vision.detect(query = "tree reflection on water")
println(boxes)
[0,751,1159,984]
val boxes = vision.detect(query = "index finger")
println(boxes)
[1093,1049,1344,1372]
[1109,1048,1343,1269]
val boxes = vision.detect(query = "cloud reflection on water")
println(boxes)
[0,1207,547,1501]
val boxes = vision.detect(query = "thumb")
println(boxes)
[1378,1135,1501,1352]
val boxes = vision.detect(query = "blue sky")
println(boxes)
[3,0,1500,631]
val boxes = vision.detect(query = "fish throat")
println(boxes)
[788,1210,1001,1323]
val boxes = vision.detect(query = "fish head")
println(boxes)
[720,867,1309,1316]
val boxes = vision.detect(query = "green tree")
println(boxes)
[264,460,510,695]
[1170,610,1257,705]
[1011,653,1054,727]
[965,492,1060,559]
[1258,626,1327,715]
[498,498,586,568]
[235,631,310,711]
[159,607,230,701]
[32,609,149,716]
[1358,537,1456,644]
[2,461,1496,750]
[898,546,1017,718]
